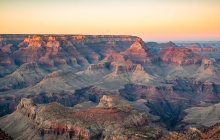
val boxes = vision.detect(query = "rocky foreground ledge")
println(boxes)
[0,128,13,140]
[161,123,220,140]
[0,95,162,140]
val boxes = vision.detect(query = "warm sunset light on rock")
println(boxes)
[1,0,220,140]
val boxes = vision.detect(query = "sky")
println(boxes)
[0,0,220,41]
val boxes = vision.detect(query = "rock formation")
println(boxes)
[0,96,162,140]
[122,38,158,64]
[161,122,220,140]
[193,58,218,81]
[0,49,14,66]
[181,103,220,128]
[188,45,217,52]
[0,128,13,140]
[1,34,220,134]
[0,62,46,91]
[146,41,179,54]
[160,48,202,65]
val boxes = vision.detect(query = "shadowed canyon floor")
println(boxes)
[1,35,220,139]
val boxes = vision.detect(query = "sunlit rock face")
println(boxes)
[123,38,158,64]
[1,34,138,66]
[160,48,202,65]
[1,34,220,135]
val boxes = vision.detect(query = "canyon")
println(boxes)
[0,34,220,139]
[0,96,163,140]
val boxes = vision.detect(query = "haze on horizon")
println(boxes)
[0,0,220,41]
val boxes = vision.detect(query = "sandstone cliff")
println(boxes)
[160,48,202,65]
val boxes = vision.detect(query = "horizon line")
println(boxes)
[0,33,219,43]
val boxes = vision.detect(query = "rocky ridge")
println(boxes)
[0,96,162,140]
[160,48,202,65]
[188,45,217,52]
[1,34,220,133]
[161,123,220,140]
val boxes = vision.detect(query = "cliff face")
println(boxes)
[181,102,220,129]
[86,62,111,71]
[13,35,61,64]
[0,62,46,92]
[0,35,138,68]
[161,122,220,140]
[188,45,217,52]
[160,48,202,65]
[103,38,158,65]
[0,96,162,140]
[119,78,220,128]
[1,34,220,133]
[146,41,180,54]
[122,38,157,64]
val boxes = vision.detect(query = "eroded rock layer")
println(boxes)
[1,34,220,134]
[0,96,162,140]
[161,123,220,140]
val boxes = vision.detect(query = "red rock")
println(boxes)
[188,45,217,52]
[45,38,60,56]
[161,123,220,140]
[203,46,217,52]
[160,48,202,65]
[123,38,157,64]
[188,45,203,51]
[1,35,140,68]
